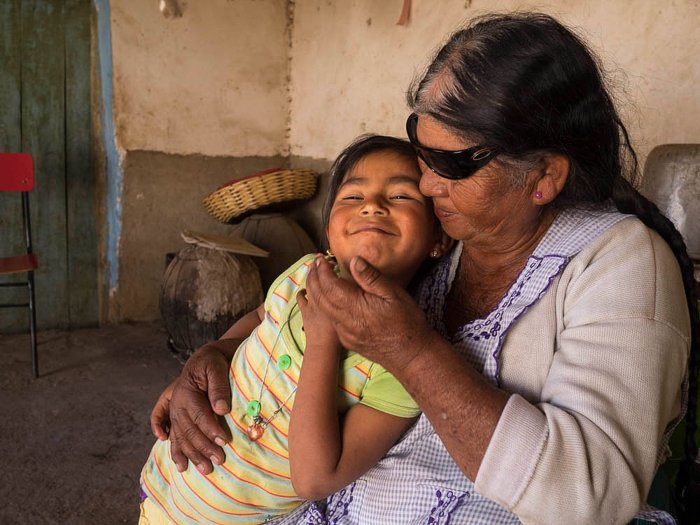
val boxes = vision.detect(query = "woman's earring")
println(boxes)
[534,190,543,199]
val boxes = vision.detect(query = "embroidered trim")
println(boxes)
[463,256,546,342]
[326,482,358,524]
[491,255,568,384]
[632,504,678,525]
[299,503,329,525]
[426,488,468,524]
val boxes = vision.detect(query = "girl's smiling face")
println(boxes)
[327,150,443,287]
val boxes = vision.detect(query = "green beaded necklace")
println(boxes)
[244,252,336,442]
[244,306,298,442]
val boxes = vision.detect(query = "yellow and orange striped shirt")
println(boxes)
[141,255,420,524]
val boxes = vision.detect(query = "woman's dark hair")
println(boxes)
[408,12,698,520]
[321,134,423,230]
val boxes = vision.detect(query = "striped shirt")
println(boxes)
[141,255,420,524]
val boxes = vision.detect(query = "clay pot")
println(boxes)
[160,245,263,360]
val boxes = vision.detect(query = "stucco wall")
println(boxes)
[105,0,699,322]
[106,0,290,321]
[289,0,700,167]
[110,0,289,157]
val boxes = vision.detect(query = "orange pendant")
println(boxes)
[246,423,265,441]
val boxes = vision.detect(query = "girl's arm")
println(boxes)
[289,290,417,500]
[216,303,266,355]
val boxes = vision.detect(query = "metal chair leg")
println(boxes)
[28,271,38,378]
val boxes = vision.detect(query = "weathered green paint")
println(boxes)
[0,0,28,330]
[22,0,69,330]
[0,0,20,152]
[65,0,98,327]
[0,0,95,332]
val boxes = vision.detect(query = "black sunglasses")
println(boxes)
[406,113,499,180]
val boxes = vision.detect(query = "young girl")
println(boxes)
[139,135,449,524]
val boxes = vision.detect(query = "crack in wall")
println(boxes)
[283,0,295,158]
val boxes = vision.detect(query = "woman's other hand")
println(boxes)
[161,344,233,474]
[156,306,263,474]
[305,255,433,373]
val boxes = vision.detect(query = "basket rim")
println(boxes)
[203,168,318,223]
[216,167,316,191]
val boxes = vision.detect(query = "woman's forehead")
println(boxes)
[415,114,476,149]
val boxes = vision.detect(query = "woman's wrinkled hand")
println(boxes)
[305,255,433,373]
[154,344,233,474]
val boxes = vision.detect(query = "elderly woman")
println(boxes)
[150,13,697,524]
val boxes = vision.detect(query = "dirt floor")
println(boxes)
[0,323,183,525]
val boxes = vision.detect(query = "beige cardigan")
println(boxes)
[475,217,691,524]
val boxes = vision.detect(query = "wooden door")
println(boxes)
[0,0,97,331]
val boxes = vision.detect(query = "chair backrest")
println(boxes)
[642,144,700,261]
[642,144,700,523]
[0,153,34,192]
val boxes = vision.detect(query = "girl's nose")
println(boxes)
[418,159,449,198]
[360,198,388,215]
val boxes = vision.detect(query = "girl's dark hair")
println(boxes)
[321,134,422,230]
[408,12,698,520]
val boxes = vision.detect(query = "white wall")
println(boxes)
[104,0,700,322]
[110,0,289,157]
[108,0,700,164]
[289,0,700,168]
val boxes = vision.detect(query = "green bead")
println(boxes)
[246,400,261,417]
[277,354,292,370]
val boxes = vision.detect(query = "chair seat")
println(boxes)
[0,253,38,275]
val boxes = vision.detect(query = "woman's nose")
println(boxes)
[418,160,449,198]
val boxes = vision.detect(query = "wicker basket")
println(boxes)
[203,167,318,223]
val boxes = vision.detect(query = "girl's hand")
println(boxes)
[150,378,176,441]
[297,260,339,350]
[304,255,434,374]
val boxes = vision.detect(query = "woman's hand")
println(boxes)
[154,344,234,474]
[307,255,509,482]
[305,255,433,374]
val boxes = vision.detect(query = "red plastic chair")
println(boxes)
[0,153,39,377]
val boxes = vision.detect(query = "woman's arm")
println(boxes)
[150,304,265,474]
[304,256,508,480]
[288,289,417,500]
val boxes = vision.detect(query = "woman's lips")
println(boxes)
[433,206,455,220]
